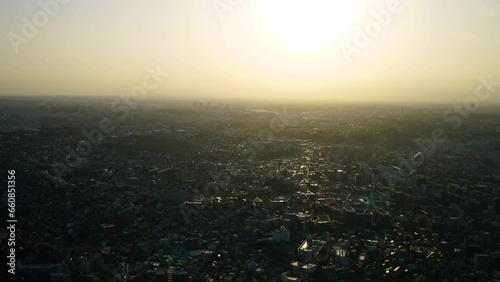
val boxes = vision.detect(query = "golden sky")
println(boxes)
[1,0,499,103]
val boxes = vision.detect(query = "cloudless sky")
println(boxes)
[1,0,500,103]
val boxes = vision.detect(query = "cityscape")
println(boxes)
[1,96,500,281]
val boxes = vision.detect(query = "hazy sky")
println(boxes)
[1,0,500,103]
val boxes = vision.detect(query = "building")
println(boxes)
[167,267,189,282]
[272,226,291,243]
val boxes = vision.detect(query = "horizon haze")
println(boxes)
[1,0,500,103]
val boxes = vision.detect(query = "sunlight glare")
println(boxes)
[257,0,358,54]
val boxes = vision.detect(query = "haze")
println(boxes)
[1,0,500,103]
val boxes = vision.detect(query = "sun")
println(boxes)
[256,0,359,56]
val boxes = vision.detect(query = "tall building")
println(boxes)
[272,226,291,243]
[335,247,350,267]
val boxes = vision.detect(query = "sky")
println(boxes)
[1,0,500,103]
